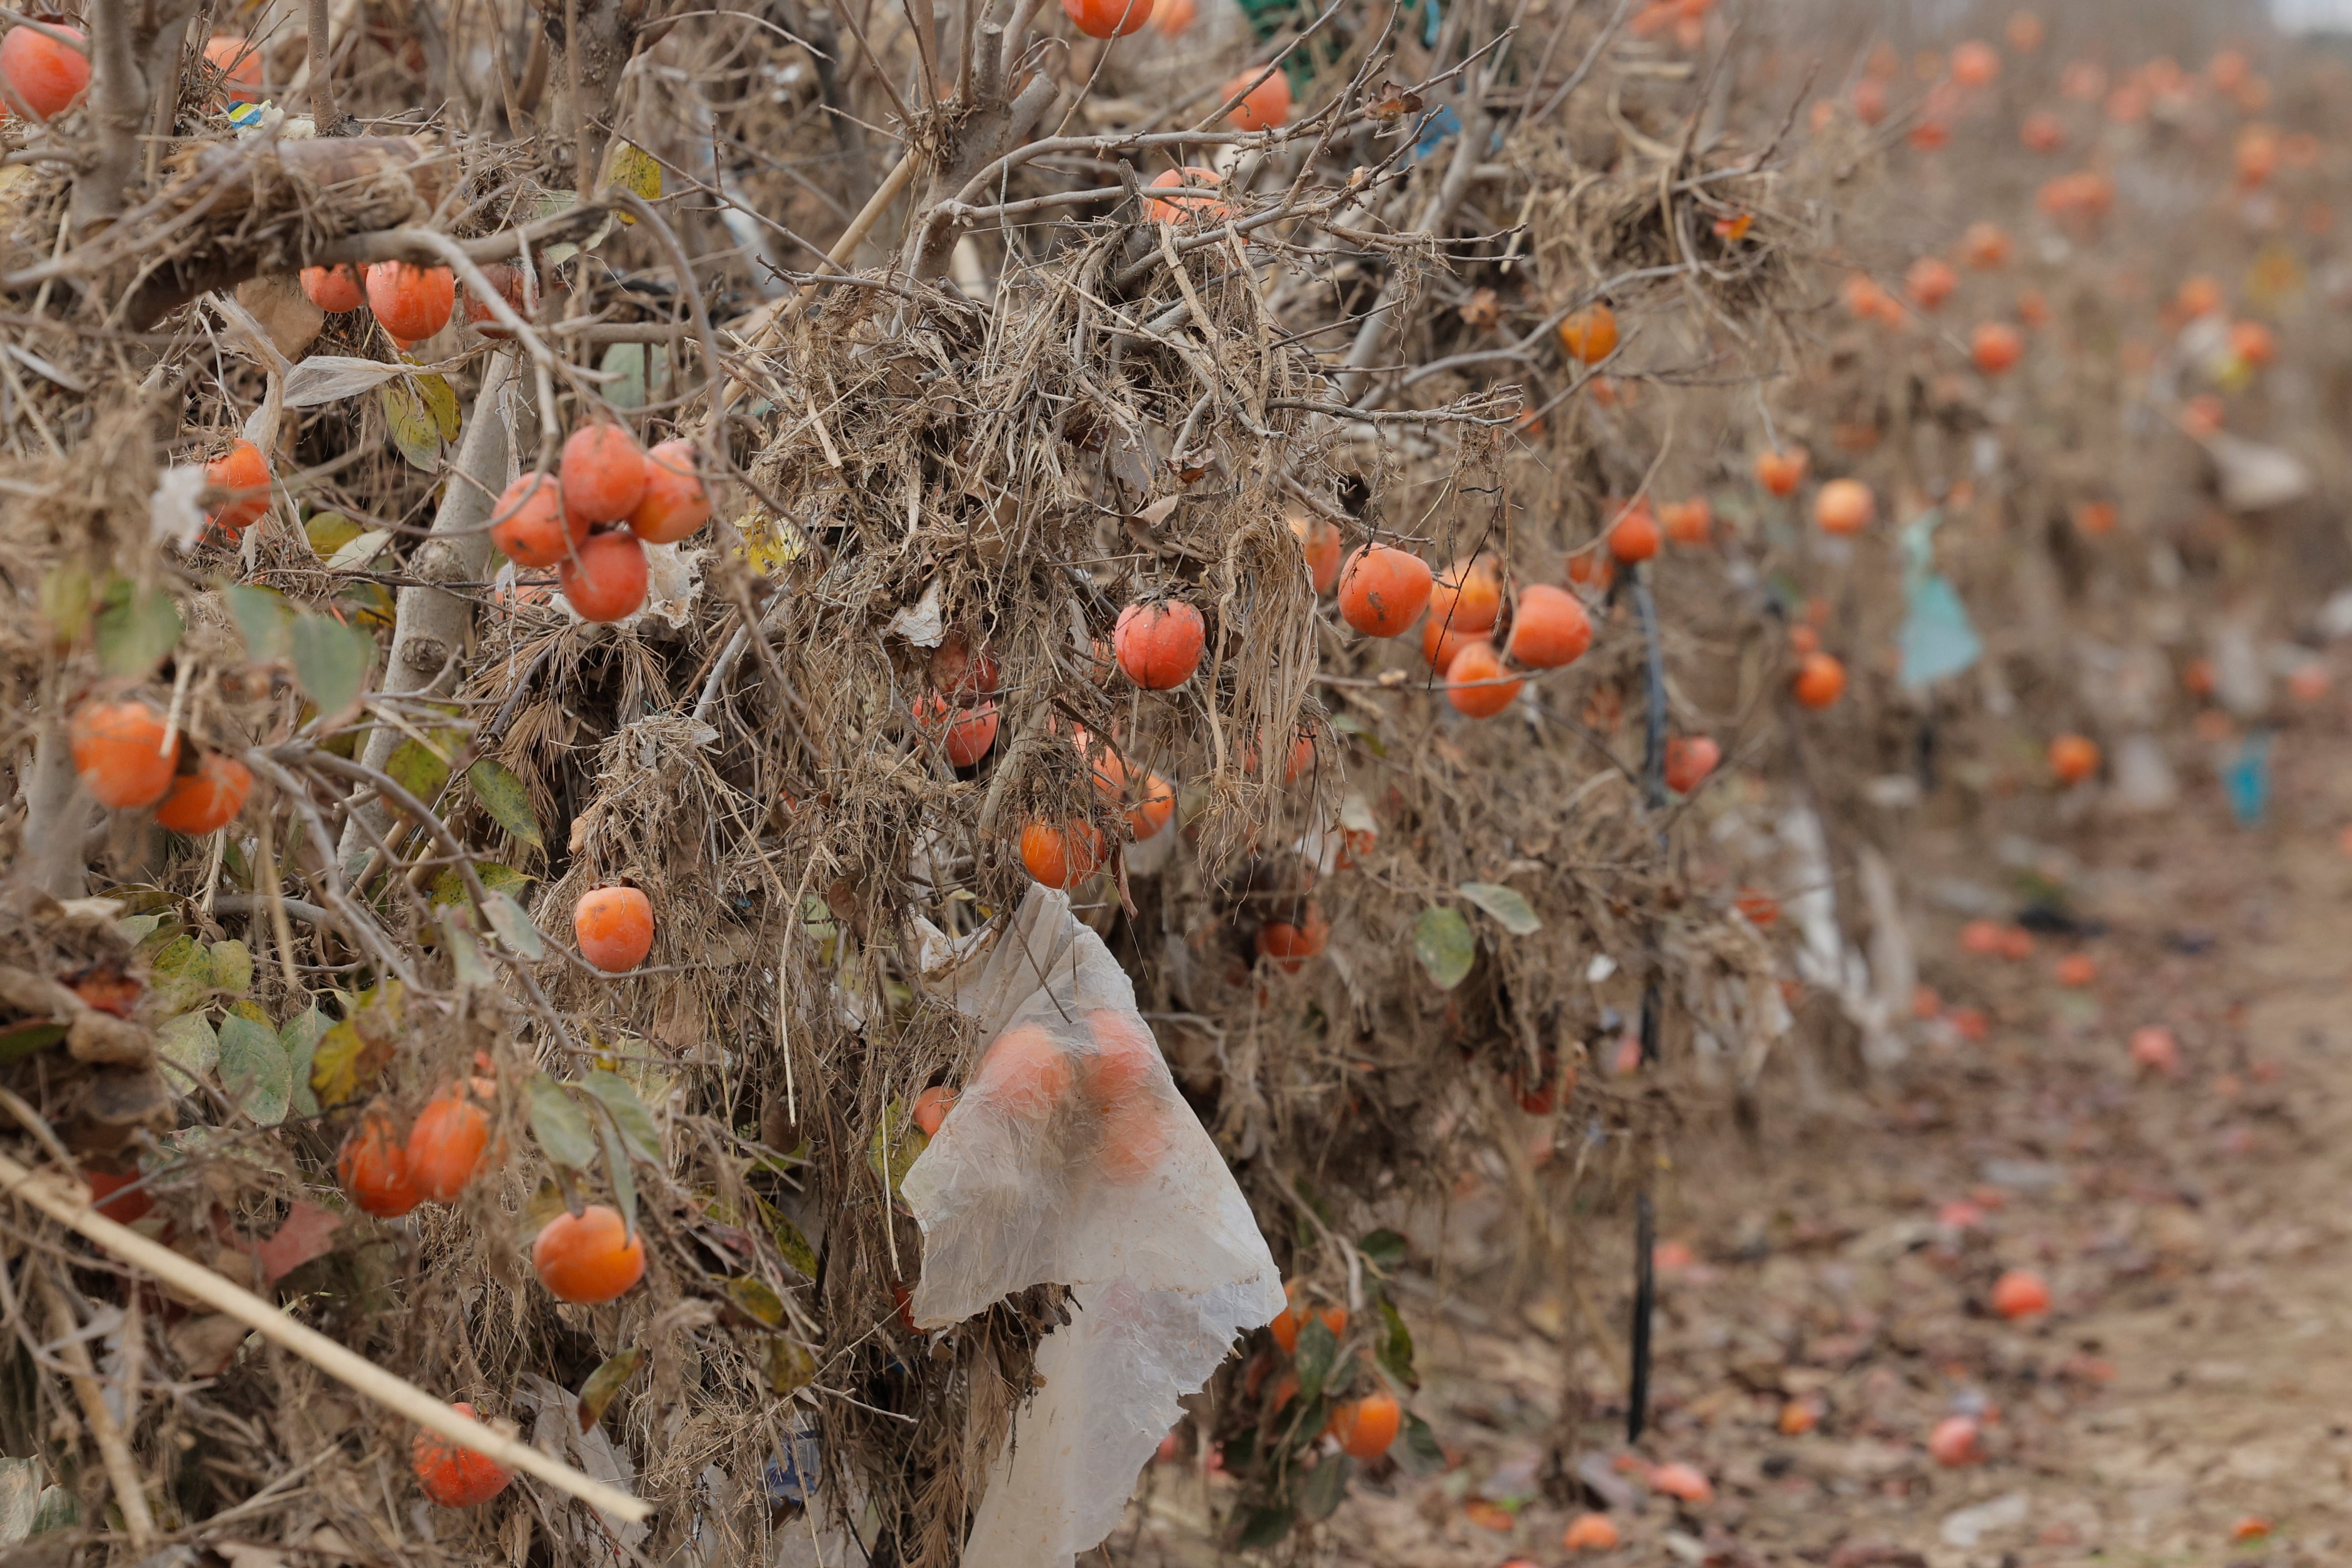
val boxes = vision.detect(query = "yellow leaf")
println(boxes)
[599,140,662,222]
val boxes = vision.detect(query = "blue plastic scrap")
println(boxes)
[1895,508,1983,693]
[2225,729,2271,826]
[764,1418,822,1505]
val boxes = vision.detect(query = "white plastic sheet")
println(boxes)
[903,888,1283,1567]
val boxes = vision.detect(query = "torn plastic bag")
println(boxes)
[903,887,1283,1566]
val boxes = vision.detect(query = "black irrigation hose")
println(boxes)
[1627,570,1669,1444]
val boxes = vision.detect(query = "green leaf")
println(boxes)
[867,1100,926,1201]
[724,1276,788,1329]
[1294,1314,1339,1405]
[308,1018,389,1109]
[484,889,543,958]
[29,1484,78,1535]
[1412,906,1476,990]
[1458,881,1542,935]
[279,1005,329,1118]
[417,372,461,442]
[217,1013,291,1125]
[763,1337,816,1395]
[1233,1505,1294,1549]
[1357,1228,1408,1272]
[582,1070,663,1164]
[156,1011,217,1091]
[385,737,452,808]
[38,565,92,645]
[378,378,443,470]
[322,528,391,574]
[431,862,530,907]
[443,912,494,987]
[577,1347,643,1431]
[1396,1411,1446,1478]
[225,584,294,661]
[0,1021,67,1062]
[94,577,182,678]
[528,1075,598,1169]
[1376,1297,1417,1390]
[756,1196,818,1278]
[207,939,254,996]
[466,760,544,850]
[303,510,365,560]
[600,1115,638,1237]
[289,611,372,717]
[1297,1453,1351,1522]
[600,342,650,409]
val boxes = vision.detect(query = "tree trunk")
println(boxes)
[337,351,525,863]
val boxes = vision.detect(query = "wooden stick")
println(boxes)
[0,1151,652,1524]
[35,1266,156,1545]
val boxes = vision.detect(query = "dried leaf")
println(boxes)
[763,1337,816,1394]
[576,1348,644,1431]
[282,356,405,407]
[724,1276,788,1328]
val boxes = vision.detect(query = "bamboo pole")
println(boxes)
[0,1151,651,1524]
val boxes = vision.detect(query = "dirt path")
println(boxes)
[1127,724,2352,1566]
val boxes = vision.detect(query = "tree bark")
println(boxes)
[337,351,525,862]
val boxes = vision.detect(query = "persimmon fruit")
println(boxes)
[1144,167,1227,225]
[1906,256,1957,310]
[532,1203,647,1304]
[2048,732,2099,785]
[1814,478,1875,535]
[1330,1393,1401,1460]
[1755,448,1809,497]
[412,1403,514,1506]
[627,439,712,544]
[1256,905,1330,971]
[1558,303,1619,364]
[560,424,648,524]
[916,696,1000,767]
[1063,0,1152,36]
[1506,584,1592,669]
[2129,1025,2180,1075]
[1336,545,1433,638]
[1428,555,1502,633]
[1661,497,1712,545]
[155,752,252,835]
[1223,67,1290,131]
[1445,642,1522,718]
[206,439,272,535]
[301,264,367,314]
[976,1025,1073,1119]
[574,885,655,972]
[1949,39,1999,86]
[1,23,89,119]
[1990,1268,2050,1319]
[1607,504,1660,563]
[1423,615,1482,675]
[339,1102,423,1218]
[366,262,456,342]
[1649,1461,1713,1502]
[490,472,582,568]
[1114,600,1207,689]
[1019,818,1105,889]
[204,34,261,102]
[1928,1414,1982,1466]
[1793,651,1847,709]
[71,701,179,809]
[1563,1513,1621,1551]
[912,1085,958,1137]
[1972,321,2024,374]
[1291,514,1343,593]
[407,1080,493,1202]
[1663,736,1719,794]
[558,529,650,622]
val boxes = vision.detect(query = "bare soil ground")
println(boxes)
[1125,711,2352,1566]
